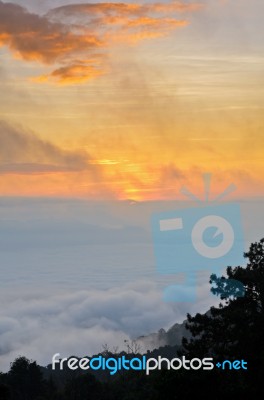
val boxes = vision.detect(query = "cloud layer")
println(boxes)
[0,1,203,84]
[0,280,214,371]
[0,283,169,362]
[0,196,262,371]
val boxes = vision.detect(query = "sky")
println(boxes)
[0,0,263,200]
[0,0,264,371]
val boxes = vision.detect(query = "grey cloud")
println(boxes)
[0,120,93,174]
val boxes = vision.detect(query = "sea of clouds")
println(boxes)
[0,197,263,371]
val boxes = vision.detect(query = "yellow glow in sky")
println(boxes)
[0,0,263,200]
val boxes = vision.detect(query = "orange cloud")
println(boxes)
[127,16,185,27]
[0,1,203,84]
[35,63,104,85]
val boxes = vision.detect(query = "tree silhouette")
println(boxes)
[182,238,264,394]
[8,356,45,399]
[64,373,103,400]
[0,382,11,400]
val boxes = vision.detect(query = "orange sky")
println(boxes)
[0,0,263,200]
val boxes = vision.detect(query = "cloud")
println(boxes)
[0,280,214,371]
[0,282,173,366]
[0,120,93,174]
[0,1,104,83]
[158,163,185,183]
[0,2,102,63]
[0,1,203,84]
[34,61,104,85]
[47,2,203,18]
